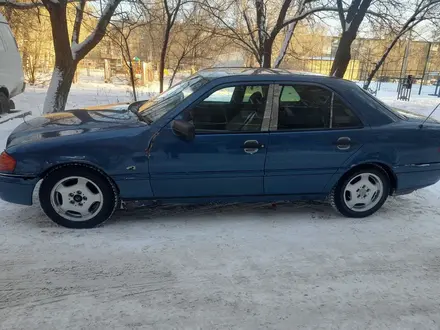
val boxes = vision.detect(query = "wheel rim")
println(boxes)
[343,172,384,212]
[50,176,104,221]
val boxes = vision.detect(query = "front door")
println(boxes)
[149,83,272,198]
[264,84,369,195]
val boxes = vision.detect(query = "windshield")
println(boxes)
[356,86,406,120]
[138,76,208,123]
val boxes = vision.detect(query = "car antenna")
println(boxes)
[419,102,440,129]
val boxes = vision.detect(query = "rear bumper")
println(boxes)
[0,174,38,205]
[394,165,440,195]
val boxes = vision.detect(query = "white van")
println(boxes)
[0,13,25,114]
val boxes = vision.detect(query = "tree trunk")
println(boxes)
[274,21,298,68]
[159,24,172,93]
[262,38,274,68]
[331,0,373,78]
[129,64,137,101]
[40,0,121,113]
[43,62,77,113]
[330,31,356,78]
[43,1,76,113]
[363,35,402,90]
[123,37,137,101]
[169,54,184,89]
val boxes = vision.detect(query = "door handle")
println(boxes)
[336,137,351,150]
[242,140,264,154]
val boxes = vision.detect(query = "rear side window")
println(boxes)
[277,84,362,130]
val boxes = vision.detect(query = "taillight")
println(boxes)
[0,151,16,172]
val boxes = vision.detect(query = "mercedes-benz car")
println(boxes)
[1,68,440,228]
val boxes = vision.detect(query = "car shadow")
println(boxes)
[107,200,336,225]
[16,195,416,230]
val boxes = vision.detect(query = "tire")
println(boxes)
[330,167,390,218]
[39,166,118,228]
[0,92,10,114]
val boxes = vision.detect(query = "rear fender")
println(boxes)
[323,146,397,193]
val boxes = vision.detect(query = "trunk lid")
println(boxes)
[392,107,440,124]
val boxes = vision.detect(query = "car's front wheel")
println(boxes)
[39,166,118,228]
[330,168,390,218]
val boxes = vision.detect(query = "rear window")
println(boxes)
[356,86,405,120]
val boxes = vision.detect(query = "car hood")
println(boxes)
[6,107,143,148]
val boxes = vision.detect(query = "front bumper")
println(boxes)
[0,174,38,205]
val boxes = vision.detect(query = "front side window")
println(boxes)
[277,84,362,130]
[181,84,269,132]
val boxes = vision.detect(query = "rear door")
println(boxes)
[264,83,369,195]
[148,83,273,198]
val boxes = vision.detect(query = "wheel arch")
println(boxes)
[38,162,120,194]
[338,162,397,195]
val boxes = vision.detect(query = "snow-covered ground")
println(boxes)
[1,79,440,329]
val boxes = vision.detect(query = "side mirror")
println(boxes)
[172,119,195,140]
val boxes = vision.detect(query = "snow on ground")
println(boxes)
[2,79,440,329]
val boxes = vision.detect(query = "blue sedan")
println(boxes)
[1,68,440,228]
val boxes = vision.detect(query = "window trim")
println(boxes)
[177,82,275,135]
[270,83,365,132]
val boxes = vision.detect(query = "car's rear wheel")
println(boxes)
[0,92,10,114]
[39,166,118,228]
[330,168,390,218]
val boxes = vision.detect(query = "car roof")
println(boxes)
[0,13,7,24]
[196,67,354,86]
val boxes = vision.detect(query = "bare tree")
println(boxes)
[158,0,187,92]
[273,0,308,68]
[329,0,402,78]
[108,9,149,101]
[200,0,340,68]
[0,0,123,113]
[363,0,440,89]
[166,5,227,87]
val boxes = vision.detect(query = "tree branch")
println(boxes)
[280,6,340,29]
[71,0,86,45]
[73,0,122,61]
[242,8,259,57]
[270,0,292,38]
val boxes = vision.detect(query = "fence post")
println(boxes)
[141,61,147,86]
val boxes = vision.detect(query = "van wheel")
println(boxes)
[0,92,10,114]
